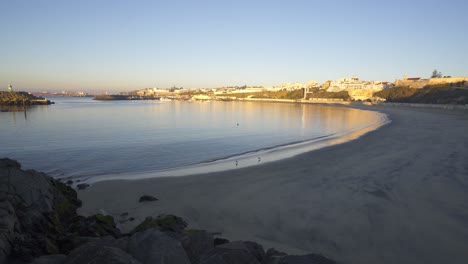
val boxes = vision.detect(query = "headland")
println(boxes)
[0,91,53,108]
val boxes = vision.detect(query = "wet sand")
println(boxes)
[78,104,468,264]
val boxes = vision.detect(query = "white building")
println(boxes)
[327,77,388,92]
[278,82,305,91]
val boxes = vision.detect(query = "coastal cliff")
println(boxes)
[0,158,336,264]
[0,92,52,106]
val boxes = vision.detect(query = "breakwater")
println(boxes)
[0,91,52,105]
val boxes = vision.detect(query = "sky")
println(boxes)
[1,0,467,93]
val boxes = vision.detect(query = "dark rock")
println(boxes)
[64,243,141,264]
[66,180,73,185]
[131,214,187,233]
[168,230,214,264]
[51,180,82,224]
[200,241,265,264]
[0,158,82,262]
[262,248,287,264]
[57,236,97,254]
[10,234,52,262]
[279,254,337,264]
[128,229,190,264]
[30,254,67,264]
[89,236,129,252]
[0,158,338,264]
[186,230,215,264]
[68,214,121,238]
[214,237,230,246]
[0,158,21,168]
[218,241,265,262]
[138,195,158,202]
[76,183,89,190]
[120,212,129,217]
[58,235,130,255]
[0,91,52,106]
[200,247,261,264]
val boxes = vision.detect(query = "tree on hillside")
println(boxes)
[431,69,442,78]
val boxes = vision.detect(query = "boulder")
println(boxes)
[138,195,158,202]
[131,214,187,233]
[30,254,67,264]
[0,199,16,262]
[218,241,265,262]
[76,183,89,190]
[85,235,129,253]
[56,235,98,254]
[183,230,214,264]
[0,158,21,168]
[51,180,82,224]
[166,230,214,264]
[262,248,287,264]
[200,247,261,264]
[58,235,130,255]
[278,254,337,264]
[64,243,141,264]
[128,229,190,264]
[67,214,121,238]
[214,237,230,246]
[0,158,81,262]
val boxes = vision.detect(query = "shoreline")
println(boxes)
[78,104,468,264]
[75,107,388,185]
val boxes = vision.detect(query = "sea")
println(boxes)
[0,97,386,182]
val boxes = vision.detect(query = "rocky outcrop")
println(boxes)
[67,214,121,238]
[179,230,214,264]
[128,229,191,264]
[1,158,337,264]
[200,241,265,264]
[131,215,188,233]
[0,92,52,106]
[138,195,158,202]
[30,254,67,264]
[76,183,89,190]
[65,243,141,264]
[0,158,81,262]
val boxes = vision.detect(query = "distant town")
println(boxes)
[5,72,468,105]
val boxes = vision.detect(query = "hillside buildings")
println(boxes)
[326,77,391,92]
[213,80,320,95]
[134,87,188,97]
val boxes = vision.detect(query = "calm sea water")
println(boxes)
[0,97,382,179]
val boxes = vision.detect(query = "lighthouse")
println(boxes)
[8,84,13,92]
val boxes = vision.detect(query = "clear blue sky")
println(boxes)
[1,0,467,93]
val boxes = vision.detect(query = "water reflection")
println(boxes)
[0,106,28,125]
[0,98,382,178]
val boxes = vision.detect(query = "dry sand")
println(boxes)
[78,104,468,264]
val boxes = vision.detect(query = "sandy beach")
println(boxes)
[78,104,468,264]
